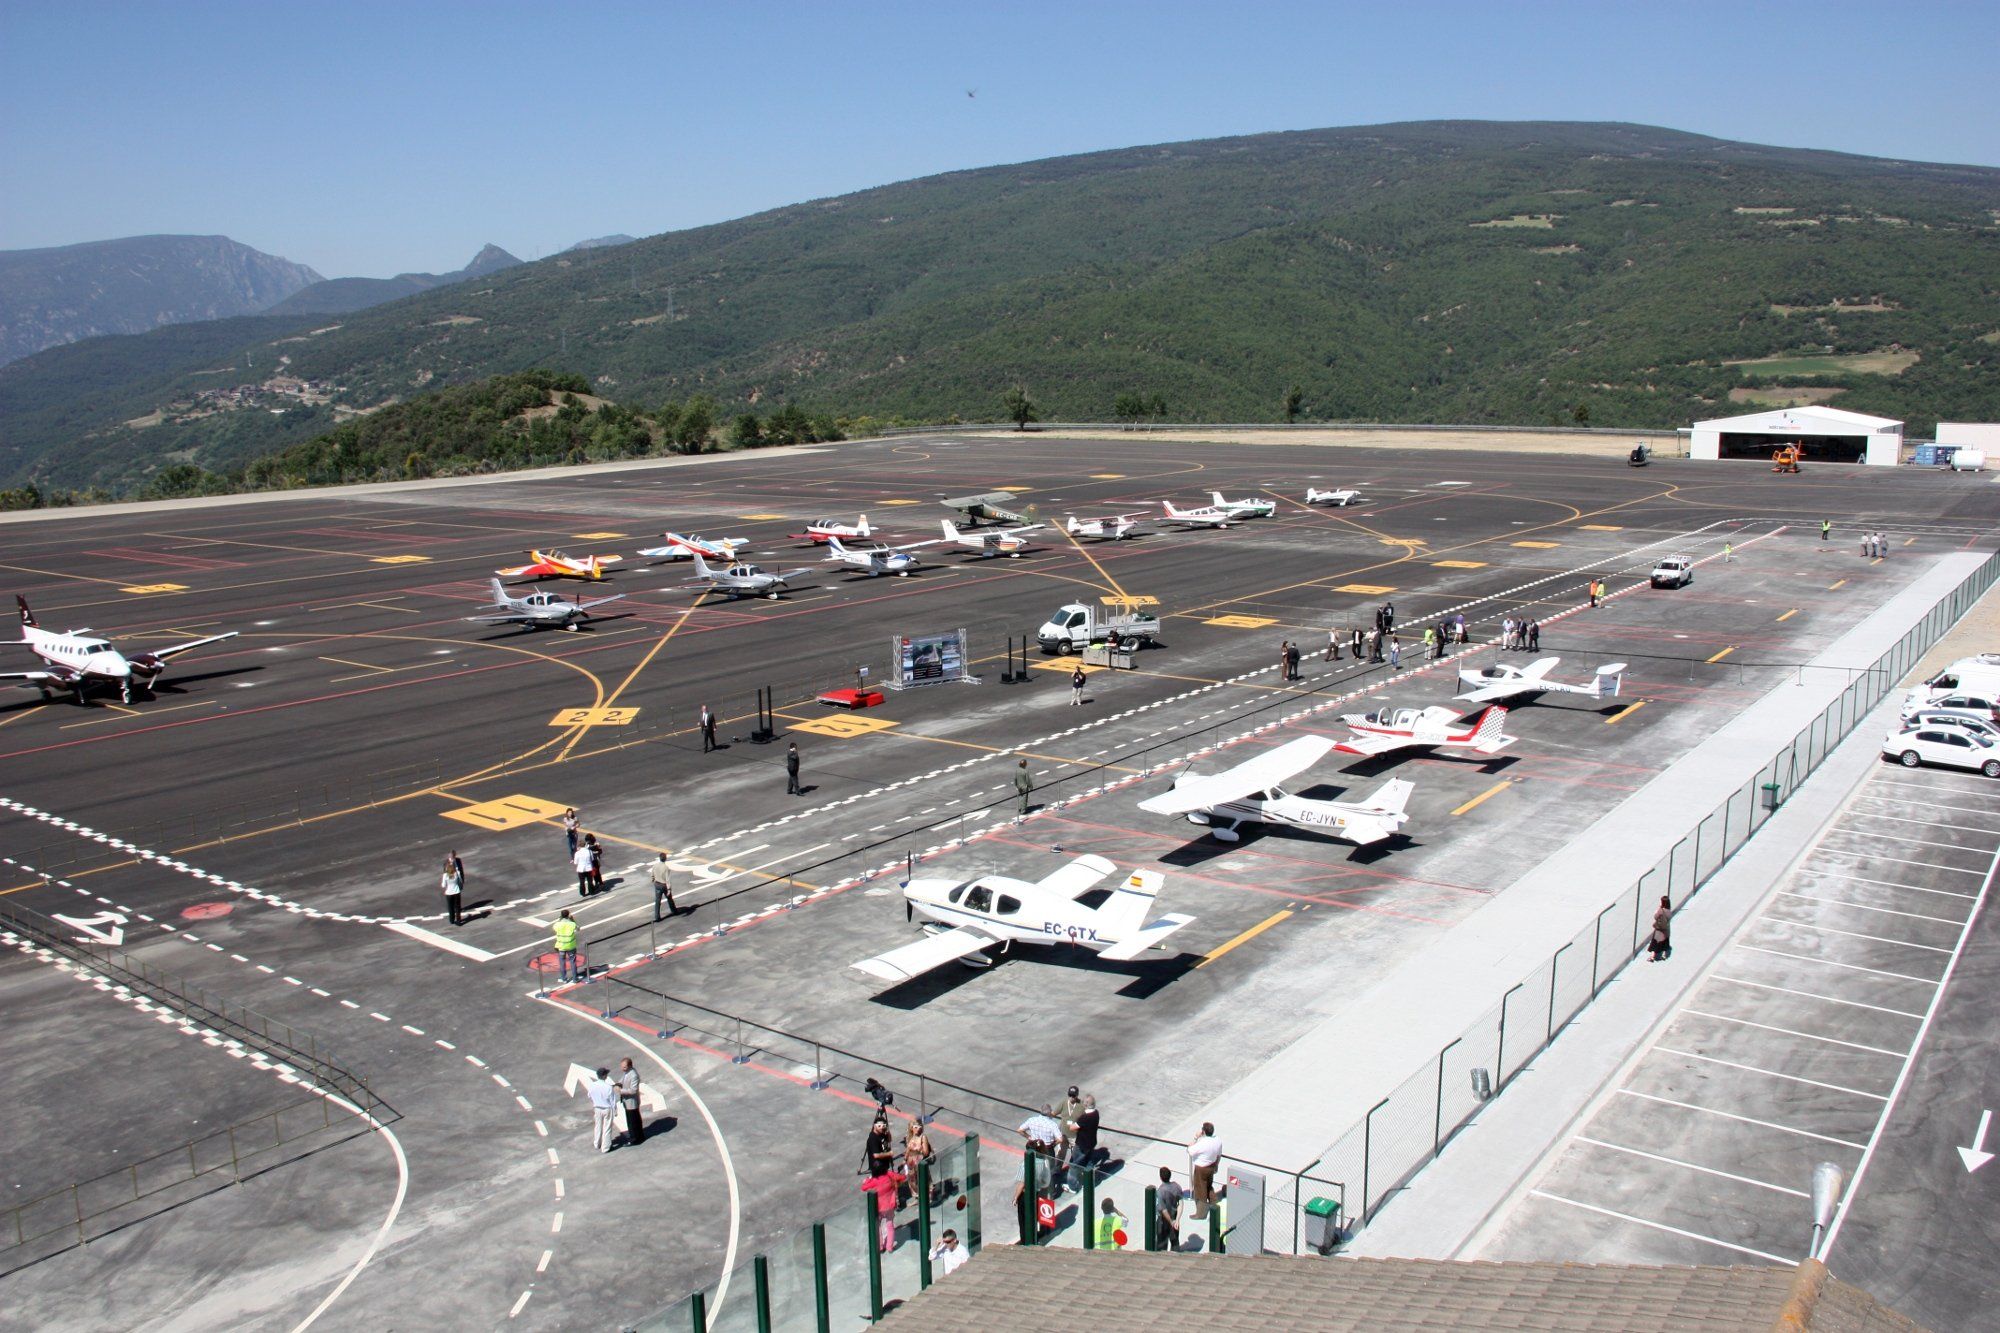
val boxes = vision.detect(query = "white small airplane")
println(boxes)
[466,579,622,632]
[852,854,1194,985]
[496,550,622,581]
[636,532,750,563]
[1139,735,1413,845]
[1064,513,1147,541]
[1456,656,1626,705]
[939,518,1040,558]
[1159,499,1233,528]
[796,515,872,545]
[1334,704,1514,758]
[824,535,933,577]
[1210,490,1275,519]
[4,595,239,705]
[1305,487,1363,507]
[683,552,814,599]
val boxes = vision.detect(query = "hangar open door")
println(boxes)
[1718,432,1867,463]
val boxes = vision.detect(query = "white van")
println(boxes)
[1905,660,2000,708]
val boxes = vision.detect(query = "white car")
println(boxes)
[1905,710,2000,743]
[1883,727,2000,778]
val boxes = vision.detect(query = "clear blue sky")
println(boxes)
[4,1,1995,277]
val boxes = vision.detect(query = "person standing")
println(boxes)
[650,853,677,919]
[1456,614,1468,645]
[1590,579,1602,609]
[587,1066,618,1153]
[572,839,595,897]
[562,808,579,855]
[1389,636,1401,670]
[1351,627,1364,659]
[862,1116,895,1177]
[1053,1085,1084,1191]
[1878,531,1889,560]
[1155,1166,1185,1252]
[1325,626,1341,662]
[1528,619,1541,652]
[699,704,718,753]
[1287,641,1302,681]
[1278,640,1292,681]
[552,910,579,983]
[441,853,464,927]
[1073,1094,1101,1177]
[616,1056,644,1146]
[1821,518,1831,543]
[929,1228,968,1277]
[1723,541,1733,563]
[1014,759,1034,816]
[1382,601,1396,632]
[786,741,803,795]
[1422,625,1437,662]
[1070,664,1087,706]
[1095,1197,1128,1250]
[903,1120,935,1198]
[1860,532,1873,558]
[1502,616,1515,651]
[1649,895,1673,962]
[861,1166,906,1253]
[1188,1122,1222,1220]
[1435,619,1450,660]
[1365,626,1379,663]
[586,834,604,893]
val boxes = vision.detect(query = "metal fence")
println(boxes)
[0,899,389,1273]
[1321,548,2000,1231]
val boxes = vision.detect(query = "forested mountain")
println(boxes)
[0,234,321,366]
[267,244,522,316]
[5,120,1998,495]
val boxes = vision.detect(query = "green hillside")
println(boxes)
[5,120,1998,495]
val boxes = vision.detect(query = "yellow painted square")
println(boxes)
[370,554,432,565]
[1334,584,1396,595]
[442,793,569,831]
[1100,595,1158,606]
[1205,614,1278,628]
[120,583,188,594]
[739,512,787,521]
[1512,540,1560,549]
[1033,656,1110,673]
[1380,538,1427,547]
[1089,473,1125,479]
[1579,524,1623,531]
[790,714,899,738]
[550,706,640,727]
[878,499,921,506]
[1432,560,1487,569]
[571,531,627,540]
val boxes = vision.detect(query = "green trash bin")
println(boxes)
[1761,782,1783,812]
[1303,1196,1342,1253]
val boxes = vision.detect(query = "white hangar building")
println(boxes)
[1685,405,1903,466]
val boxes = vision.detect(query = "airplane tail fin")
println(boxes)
[856,515,871,538]
[1470,706,1507,744]
[825,536,848,558]
[689,552,714,578]
[1161,500,1181,517]
[1364,777,1414,816]
[1065,516,1081,534]
[941,519,961,541]
[1305,488,1322,504]
[1592,663,1629,699]
[1097,869,1164,941]
[16,595,35,628]
[1211,491,1228,509]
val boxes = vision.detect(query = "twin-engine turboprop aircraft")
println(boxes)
[466,579,622,631]
[4,596,239,704]
[1455,656,1626,705]
[853,854,1193,985]
[1138,735,1413,845]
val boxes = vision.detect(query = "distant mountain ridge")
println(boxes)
[0,234,321,366]
[267,243,522,316]
[564,234,638,252]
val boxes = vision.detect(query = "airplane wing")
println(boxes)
[466,612,534,625]
[1032,853,1119,900]
[591,555,623,567]
[497,562,552,577]
[852,925,1000,984]
[1138,735,1339,815]
[1097,912,1195,962]
[147,631,240,661]
[1331,732,1411,757]
[1453,674,1518,704]
[575,594,624,611]
[0,669,62,685]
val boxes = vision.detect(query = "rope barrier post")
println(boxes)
[811,1223,830,1333]
[865,1191,884,1321]
[753,1255,772,1333]
[1144,1184,1157,1253]
[917,1160,934,1289]
[1081,1165,1096,1249]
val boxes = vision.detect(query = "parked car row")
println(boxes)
[1885,655,2000,776]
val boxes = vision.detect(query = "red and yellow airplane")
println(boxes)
[496,550,622,581]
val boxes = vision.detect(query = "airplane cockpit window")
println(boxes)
[1263,785,1286,800]
[964,885,994,913]
[995,895,1021,916]
[948,884,967,904]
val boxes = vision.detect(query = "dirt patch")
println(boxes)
[1770,300,1898,315]
[1733,206,1794,215]
[429,315,483,327]
[520,390,612,420]
[1727,385,1849,407]
[1531,244,1581,254]
[1727,350,1919,377]
[1470,214,1560,229]
[630,313,670,326]
[124,410,164,430]
[1766,218,1822,227]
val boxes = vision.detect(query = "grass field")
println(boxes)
[1726,349,1920,377]
[1727,385,1848,407]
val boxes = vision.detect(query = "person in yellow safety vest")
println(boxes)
[552,909,580,984]
[1094,1197,1127,1250]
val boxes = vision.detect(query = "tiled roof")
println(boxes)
[883,1250,1926,1332]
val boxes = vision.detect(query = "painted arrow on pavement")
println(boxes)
[563,1061,668,1114]
[1956,1108,1993,1174]
[52,910,127,947]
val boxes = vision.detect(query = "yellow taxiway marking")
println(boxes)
[570,531,627,540]
[2,880,52,897]
[1089,473,1125,479]
[557,594,708,762]
[1197,910,1293,968]
[119,582,189,594]
[1828,578,1847,590]
[1451,781,1512,817]
[1904,536,1917,547]
[60,700,212,730]
[1334,584,1396,595]
[442,794,571,831]
[550,706,640,727]
[1870,557,1883,566]
[996,486,1033,493]
[0,705,48,730]
[320,655,391,673]
[877,499,921,506]
[1776,608,1799,622]
[788,714,899,738]
[1204,614,1277,629]
[1605,700,1647,725]
[1579,524,1623,531]
[1706,646,1738,664]
[1432,560,1487,569]
[369,554,432,565]
[739,512,788,520]
[1032,656,1112,674]
[1513,540,1560,549]
[1101,594,1159,606]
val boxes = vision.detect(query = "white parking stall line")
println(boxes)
[1799,871,1976,901]
[1704,972,1920,1012]
[1776,891,1967,926]
[1617,1089,1869,1149]
[1864,782,2000,809]
[1832,854,1986,875]
[1574,1136,1812,1198]
[1651,1046,1889,1101]
[1847,811,2000,835]
[1680,1008,1910,1058]
[1818,828,1995,855]
[1770,919,1954,954]
[1733,944,1940,986]
[1526,1191,1798,1265]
